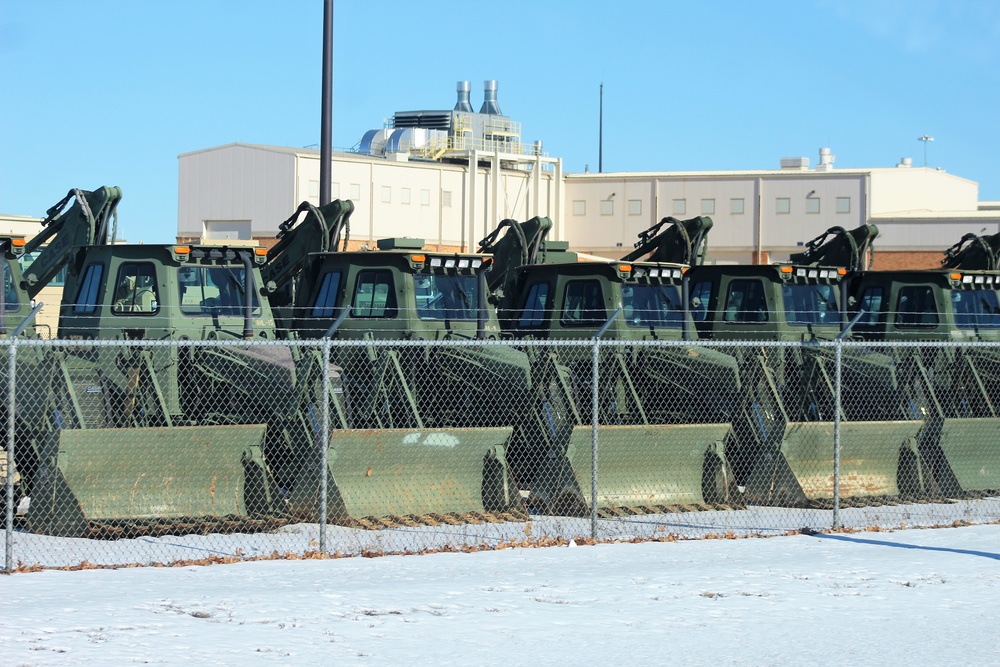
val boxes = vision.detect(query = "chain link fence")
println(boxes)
[4,336,1000,570]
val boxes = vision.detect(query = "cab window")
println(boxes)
[352,270,397,318]
[723,279,768,323]
[415,274,478,321]
[689,281,712,322]
[952,289,1000,329]
[894,286,939,327]
[622,283,683,328]
[855,287,884,326]
[112,262,159,315]
[3,260,18,311]
[517,282,549,328]
[311,271,342,318]
[178,265,261,316]
[73,264,104,314]
[561,280,605,326]
[782,284,839,326]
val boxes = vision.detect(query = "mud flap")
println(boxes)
[565,423,735,512]
[315,427,519,519]
[746,421,925,505]
[924,418,1000,497]
[26,424,278,537]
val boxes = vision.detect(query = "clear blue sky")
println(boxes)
[2,0,998,244]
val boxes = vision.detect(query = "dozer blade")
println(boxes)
[301,427,519,521]
[27,424,279,537]
[746,421,925,505]
[565,423,735,513]
[924,418,1000,497]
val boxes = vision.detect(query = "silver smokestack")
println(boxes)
[479,80,502,115]
[454,80,473,112]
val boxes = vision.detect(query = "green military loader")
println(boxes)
[843,230,1000,498]
[688,224,931,506]
[15,187,301,537]
[479,215,743,515]
[261,200,528,524]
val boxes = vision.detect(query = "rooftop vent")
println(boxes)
[454,81,473,112]
[479,80,502,115]
[897,157,912,168]
[780,157,810,171]
[815,147,835,172]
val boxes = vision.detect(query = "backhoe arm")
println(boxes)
[21,186,122,298]
[789,224,879,270]
[477,216,553,303]
[621,216,713,265]
[940,232,1000,271]
[262,199,354,296]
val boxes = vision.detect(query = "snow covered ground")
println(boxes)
[2,522,999,666]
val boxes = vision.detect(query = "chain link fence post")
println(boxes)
[590,337,600,540]
[5,339,16,573]
[832,338,843,530]
[319,338,331,555]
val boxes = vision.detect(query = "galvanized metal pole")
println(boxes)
[319,338,331,554]
[5,340,16,572]
[319,0,334,206]
[832,339,843,530]
[590,337,599,539]
[598,82,603,174]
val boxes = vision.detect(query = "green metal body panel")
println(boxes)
[317,427,517,519]
[26,424,274,537]
[932,418,1000,494]
[566,424,733,509]
[755,421,924,503]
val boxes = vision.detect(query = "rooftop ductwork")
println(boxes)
[479,80,502,115]
[454,81,473,112]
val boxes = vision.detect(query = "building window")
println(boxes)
[701,198,715,215]
[776,197,791,214]
[401,188,411,205]
[628,199,642,216]
[806,197,820,214]
[331,182,340,199]
[350,183,361,201]
[308,180,319,198]
[442,191,452,208]
[600,200,614,216]
[573,200,586,216]
[381,186,391,203]
[730,198,745,215]
[421,189,431,206]
[837,197,851,214]
[673,199,686,215]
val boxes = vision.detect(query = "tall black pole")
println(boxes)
[320,0,333,205]
[599,82,603,173]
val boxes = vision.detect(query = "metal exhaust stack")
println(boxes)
[479,80,502,115]
[454,81,473,112]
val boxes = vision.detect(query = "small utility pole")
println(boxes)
[320,0,334,205]
[599,82,603,173]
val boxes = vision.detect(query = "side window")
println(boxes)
[112,262,159,315]
[518,282,549,328]
[352,270,397,318]
[895,286,939,327]
[73,264,104,314]
[856,287,884,326]
[3,260,18,311]
[723,279,768,323]
[311,271,342,318]
[690,281,712,321]
[561,279,605,326]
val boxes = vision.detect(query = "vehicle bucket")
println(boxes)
[298,427,520,521]
[27,424,280,537]
[744,421,926,505]
[563,423,735,514]
[921,418,1000,497]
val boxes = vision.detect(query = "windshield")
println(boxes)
[622,284,684,328]
[782,283,840,327]
[179,265,260,316]
[416,274,479,320]
[952,289,1000,329]
[3,260,19,311]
